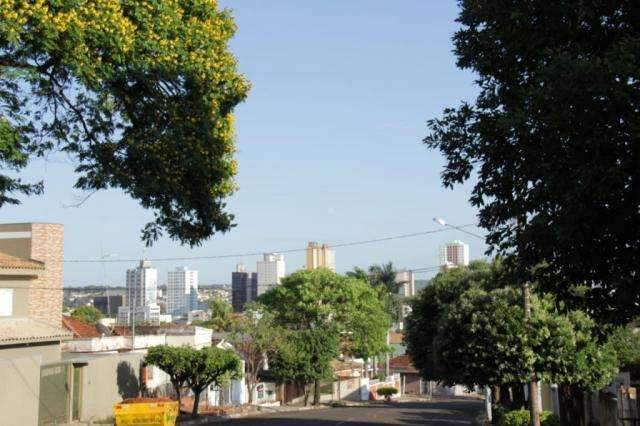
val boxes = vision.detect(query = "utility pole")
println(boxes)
[518,217,540,426]
[131,277,137,351]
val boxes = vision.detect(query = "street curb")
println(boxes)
[177,405,331,425]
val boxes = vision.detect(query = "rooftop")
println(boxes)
[0,317,72,346]
[62,316,102,339]
[0,252,45,271]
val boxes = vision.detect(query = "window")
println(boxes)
[0,288,12,316]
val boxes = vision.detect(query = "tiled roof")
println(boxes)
[389,354,418,373]
[389,332,404,345]
[0,252,44,270]
[0,317,72,345]
[62,316,102,338]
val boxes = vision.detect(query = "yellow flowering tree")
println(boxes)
[0,0,249,245]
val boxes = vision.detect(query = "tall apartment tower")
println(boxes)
[305,242,336,271]
[439,240,470,271]
[126,260,158,307]
[167,266,199,317]
[231,263,258,312]
[256,253,285,296]
[395,269,416,298]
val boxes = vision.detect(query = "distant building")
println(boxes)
[117,304,161,326]
[126,260,158,307]
[93,295,123,317]
[231,263,257,312]
[166,266,198,317]
[117,260,159,325]
[305,242,335,271]
[439,240,469,271]
[256,253,285,296]
[395,269,415,298]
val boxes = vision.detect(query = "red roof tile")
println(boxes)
[389,354,418,373]
[62,316,101,338]
[0,252,44,270]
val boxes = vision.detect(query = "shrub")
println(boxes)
[376,386,398,402]
[498,409,560,426]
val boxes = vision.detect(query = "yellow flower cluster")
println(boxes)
[1,0,249,198]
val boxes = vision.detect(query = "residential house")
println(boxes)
[0,223,73,426]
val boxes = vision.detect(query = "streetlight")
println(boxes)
[432,217,485,240]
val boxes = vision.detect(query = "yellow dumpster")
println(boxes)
[114,398,179,426]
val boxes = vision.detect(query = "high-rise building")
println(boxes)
[231,263,258,312]
[256,253,285,296]
[93,294,123,317]
[395,269,415,298]
[118,260,159,325]
[305,242,335,271]
[439,240,470,271]
[167,266,199,317]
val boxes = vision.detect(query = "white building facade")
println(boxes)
[118,260,160,325]
[166,266,199,317]
[256,253,285,296]
[439,240,470,271]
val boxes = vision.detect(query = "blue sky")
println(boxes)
[0,0,487,286]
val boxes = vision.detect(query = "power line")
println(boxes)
[63,223,479,263]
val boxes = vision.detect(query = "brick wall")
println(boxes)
[28,224,64,328]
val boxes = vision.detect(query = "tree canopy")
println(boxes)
[405,262,636,392]
[71,305,102,324]
[424,0,640,324]
[147,345,242,416]
[260,268,390,405]
[0,0,249,246]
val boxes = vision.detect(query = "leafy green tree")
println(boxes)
[424,0,640,324]
[193,299,234,332]
[0,0,250,246]
[348,262,404,324]
[229,305,283,405]
[145,346,192,400]
[267,328,339,406]
[261,269,390,404]
[71,305,102,325]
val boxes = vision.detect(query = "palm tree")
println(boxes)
[368,262,401,294]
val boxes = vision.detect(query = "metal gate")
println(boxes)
[38,363,70,425]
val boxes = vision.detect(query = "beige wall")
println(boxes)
[0,355,42,426]
[78,352,144,422]
[0,223,64,328]
[0,342,61,364]
[0,277,31,317]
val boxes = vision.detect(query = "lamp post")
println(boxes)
[433,216,541,426]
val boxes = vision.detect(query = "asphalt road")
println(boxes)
[213,397,482,425]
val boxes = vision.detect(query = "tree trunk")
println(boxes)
[303,383,311,406]
[313,379,321,405]
[192,388,202,417]
[172,381,181,402]
[246,377,255,405]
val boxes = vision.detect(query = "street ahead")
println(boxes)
[208,397,482,426]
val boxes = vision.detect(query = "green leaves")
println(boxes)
[71,305,103,325]
[405,261,626,390]
[426,0,640,324]
[1,0,250,246]
[260,269,390,385]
